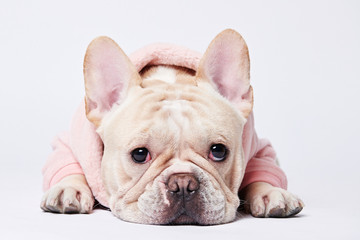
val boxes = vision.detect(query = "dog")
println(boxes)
[41,29,304,225]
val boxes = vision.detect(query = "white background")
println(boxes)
[1,0,359,239]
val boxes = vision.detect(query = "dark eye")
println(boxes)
[209,144,227,162]
[131,148,151,163]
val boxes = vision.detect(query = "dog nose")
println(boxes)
[167,173,200,199]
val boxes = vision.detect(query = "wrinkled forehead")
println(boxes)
[102,81,244,149]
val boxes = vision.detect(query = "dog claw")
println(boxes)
[46,205,61,213]
[287,206,303,217]
[268,207,286,218]
[64,205,79,214]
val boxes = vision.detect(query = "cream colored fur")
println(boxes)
[95,66,245,224]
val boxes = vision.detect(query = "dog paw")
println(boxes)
[242,182,304,218]
[41,174,94,214]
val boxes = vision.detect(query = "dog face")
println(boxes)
[83,29,253,224]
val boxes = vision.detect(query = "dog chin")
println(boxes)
[166,213,224,225]
[168,214,197,225]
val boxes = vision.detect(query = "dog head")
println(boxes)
[83,29,253,225]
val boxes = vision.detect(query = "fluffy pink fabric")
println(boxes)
[42,43,287,207]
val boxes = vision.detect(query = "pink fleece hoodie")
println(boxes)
[42,43,287,207]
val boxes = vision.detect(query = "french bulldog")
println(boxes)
[41,29,304,224]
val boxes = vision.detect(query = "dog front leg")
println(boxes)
[240,182,304,217]
[41,174,94,214]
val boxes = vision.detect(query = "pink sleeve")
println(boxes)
[42,132,84,191]
[239,113,288,190]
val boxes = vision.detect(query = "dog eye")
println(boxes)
[131,148,151,163]
[209,144,227,162]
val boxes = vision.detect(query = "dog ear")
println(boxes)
[84,37,142,126]
[196,29,253,118]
